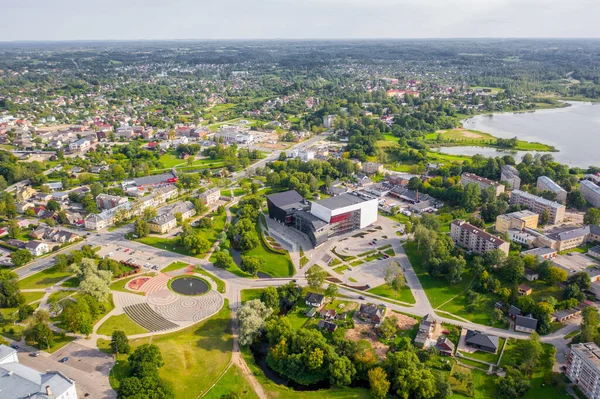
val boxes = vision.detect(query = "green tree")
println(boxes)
[240,256,264,276]
[324,284,338,301]
[580,306,600,343]
[584,208,600,225]
[213,250,235,269]
[11,249,33,267]
[7,221,20,239]
[134,218,150,238]
[46,199,61,211]
[110,330,131,354]
[462,183,481,212]
[539,209,550,225]
[328,356,356,387]
[239,231,259,251]
[305,265,327,292]
[18,304,35,321]
[129,344,164,378]
[261,286,280,309]
[236,299,273,346]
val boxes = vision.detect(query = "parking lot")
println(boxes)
[96,243,172,271]
[19,342,116,398]
[553,252,600,274]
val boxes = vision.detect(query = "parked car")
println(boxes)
[10,344,19,350]
[29,352,40,357]
[358,296,365,300]
[59,357,69,363]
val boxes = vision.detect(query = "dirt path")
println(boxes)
[230,310,268,399]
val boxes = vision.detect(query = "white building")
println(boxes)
[509,190,566,225]
[501,165,521,189]
[200,187,220,204]
[323,115,335,128]
[287,149,315,162]
[461,172,505,196]
[0,344,78,399]
[310,193,378,234]
[537,176,567,204]
[68,137,91,152]
[581,180,600,208]
[567,343,600,399]
[215,128,254,144]
[25,240,50,256]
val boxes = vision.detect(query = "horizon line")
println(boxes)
[2,37,600,44]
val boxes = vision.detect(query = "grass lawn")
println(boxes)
[97,314,148,336]
[61,277,80,288]
[112,301,232,398]
[333,265,348,274]
[204,364,259,399]
[109,273,156,295]
[330,258,342,266]
[18,269,72,290]
[245,226,294,278]
[528,279,564,302]
[349,260,364,267]
[22,291,45,304]
[367,284,416,304]
[300,257,309,267]
[47,290,75,303]
[459,338,505,364]
[44,334,76,354]
[162,261,190,273]
[241,288,264,304]
[194,267,226,293]
[449,365,497,398]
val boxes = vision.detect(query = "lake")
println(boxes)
[460,101,600,167]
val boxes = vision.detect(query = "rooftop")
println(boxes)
[581,179,600,196]
[267,190,305,210]
[461,172,502,187]
[314,193,368,210]
[571,343,600,367]
[452,220,507,246]
[515,314,538,330]
[511,190,564,210]
[538,176,566,194]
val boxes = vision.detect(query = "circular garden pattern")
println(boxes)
[168,276,210,296]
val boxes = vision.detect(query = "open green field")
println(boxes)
[110,301,232,398]
[241,288,264,304]
[138,211,226,258]
[367,283,416,304]
[162,261,190,273]
[404,241,495,324]
[97,314,148,336]
[204,364,259,399]
[158,152,226,170]
[18,269,72,290]
[22,291,45,304]
[243,223,294,277]
[424,128,555,152]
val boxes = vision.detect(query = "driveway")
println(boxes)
[18,342,116,399]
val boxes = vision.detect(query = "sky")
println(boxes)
[2,0,600,41]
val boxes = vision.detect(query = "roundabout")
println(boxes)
[168,276,210,296]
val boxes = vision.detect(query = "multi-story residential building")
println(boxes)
[567,342,600,399]
[168,201,196,221]
[96,194,128,210]
[362,162,384,175]
[581,180,600,208]
[450,220,510,255]
[68,137,91,152]
[500,165,521,189]
[460,172,505,196]
[0,344,78,399]
[495,210,539,234]
[200,187,220,204]
[537,176,567,204]
[509,190,566,224]
[323,115,335,128]
[287,149,315,162]
[154,185,178,202]
[15,186,36,201]
[149,214,177,234]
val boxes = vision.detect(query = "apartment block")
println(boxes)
[460,172,505,196]
[450,220,510,255]
[537,176,567,204]
[500,165,521,189]
[200,187,221,204]
[567,343,600,399]
[509,190,566,225]
[581,180,600,208]
[495,210,539,234]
